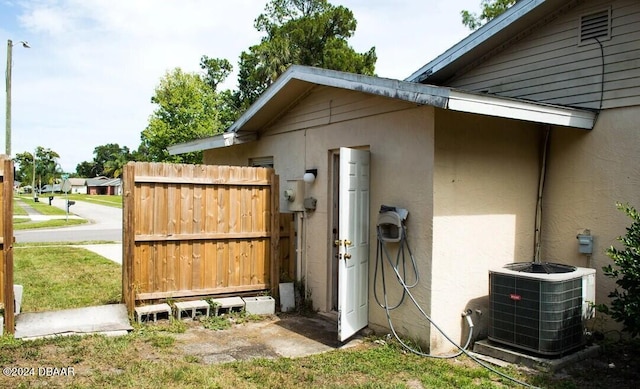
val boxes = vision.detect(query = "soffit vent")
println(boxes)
[579,8,611,44]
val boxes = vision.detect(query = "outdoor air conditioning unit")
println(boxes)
[489,262,596,356]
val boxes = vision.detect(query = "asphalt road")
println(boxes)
[14,197,123,243]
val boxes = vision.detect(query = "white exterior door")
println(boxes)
[338,147,370,341]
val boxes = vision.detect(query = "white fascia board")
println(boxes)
[448,91,596,129]
[167,132,258,155]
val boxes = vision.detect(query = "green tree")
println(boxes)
[75,143,132,178]
[140,68,224,164]
[199,56,241,128]
[199,56,232,90]
[75,161,95,177]
[14,151,35,185]
[93,143,131,177]
[14,147,61,192]
[235,0,377,109]
[103,153,129,178]
[36,147,61,192]
[461,0,516,30]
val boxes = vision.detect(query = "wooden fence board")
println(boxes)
[279,213,295,281]
[122,162,280,313]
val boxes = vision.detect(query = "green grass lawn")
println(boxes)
[13,218,87,230]
[0,331,546,388]
[16,196,67,215]
[13,246,121,311]
[0,243,627,389]
[12,201,28,216]
[67,194,122,208]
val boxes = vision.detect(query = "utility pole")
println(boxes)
[5,40,12,156]
[32,149,38,202]
[5,39,30,156]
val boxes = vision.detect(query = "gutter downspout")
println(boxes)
[533,125,551,263]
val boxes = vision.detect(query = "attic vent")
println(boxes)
[249,156,274,168]
[579,8,611,44]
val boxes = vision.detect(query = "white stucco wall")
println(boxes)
[542,106,640,333]
[431,110,542,353]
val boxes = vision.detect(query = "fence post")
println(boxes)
[122,162,136,315]
[270,172,280,298]
[1,158,15,334]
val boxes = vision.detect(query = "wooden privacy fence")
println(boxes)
[122,162,280,313]
[0,157,15,334]
[279,213,295,281]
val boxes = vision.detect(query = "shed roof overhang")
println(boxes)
[168,65,596,155]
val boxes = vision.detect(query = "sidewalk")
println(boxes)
[76,243,122,265]
[14,198,82,221]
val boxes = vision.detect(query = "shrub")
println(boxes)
[599,203,640,337]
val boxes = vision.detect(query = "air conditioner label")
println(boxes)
[509,293,521,301]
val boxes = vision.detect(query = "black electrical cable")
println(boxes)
[594,37,605,111]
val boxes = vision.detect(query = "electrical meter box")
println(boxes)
[284,180,304,211]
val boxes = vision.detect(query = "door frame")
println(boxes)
[328,147,370,341]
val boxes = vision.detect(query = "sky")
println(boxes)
[1,0,480,173]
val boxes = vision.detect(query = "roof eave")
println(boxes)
[167,132,258,155]
[228,65,450,134]
[167,66,596,155]
[449,90,596,129]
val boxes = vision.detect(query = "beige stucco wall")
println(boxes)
[542,106,640,333]
[204,89,436,345]
[203,85,622,353]
[431,110,542,353]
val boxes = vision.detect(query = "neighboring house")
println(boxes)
[86,177,121,195]
[69,178,88,194]
[168,0,638,353]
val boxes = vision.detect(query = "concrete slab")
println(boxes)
[15,304,133,340]
[473,339,600,372]
[174,314,361,364]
